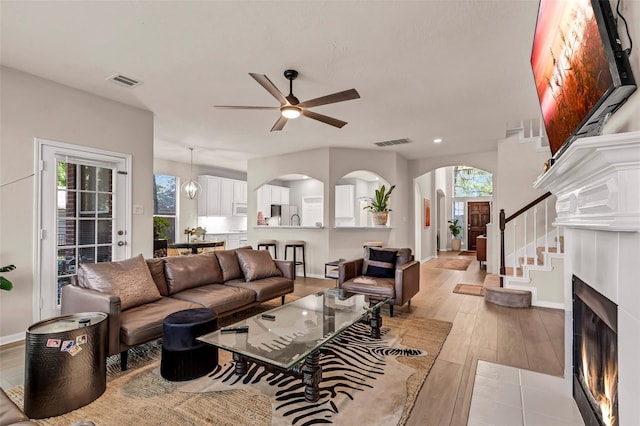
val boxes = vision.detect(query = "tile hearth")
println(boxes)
[468,360,584,426]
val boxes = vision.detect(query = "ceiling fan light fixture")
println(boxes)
[281,106,301,119]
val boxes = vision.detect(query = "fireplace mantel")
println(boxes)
[534,131,640,232]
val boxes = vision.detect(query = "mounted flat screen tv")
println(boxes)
[531,0,636,161]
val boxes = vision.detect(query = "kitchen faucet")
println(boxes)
[290,213,300,226]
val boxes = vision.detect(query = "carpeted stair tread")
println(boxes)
[484,286,531,308]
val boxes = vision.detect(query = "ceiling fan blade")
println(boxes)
[270,115,288,132]
[249,73,288,106]
[301,109,348,128]
[214,105,279,110]
[297,89,360,109]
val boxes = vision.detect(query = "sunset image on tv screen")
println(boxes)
[531,0,612,155]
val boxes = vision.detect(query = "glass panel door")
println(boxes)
[39,141,129,320]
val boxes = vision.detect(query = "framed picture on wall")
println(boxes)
[424,198,431,228]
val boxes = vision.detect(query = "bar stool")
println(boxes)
[284,240,306,278]
[257,239,278,259]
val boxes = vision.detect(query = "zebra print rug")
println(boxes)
[179,319,439,425]
[5,315,451,426]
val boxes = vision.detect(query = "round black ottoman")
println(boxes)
[161,308,219,381]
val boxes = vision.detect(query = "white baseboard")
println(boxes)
[0,332,25,347]
[421,255,436,263]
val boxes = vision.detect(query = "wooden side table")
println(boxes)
[477,236,487,269]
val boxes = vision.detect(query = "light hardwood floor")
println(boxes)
[0,252,564,425]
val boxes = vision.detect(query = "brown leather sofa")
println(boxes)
[0,388,37,426]
[338,247,420,317]
[61,248,294,370]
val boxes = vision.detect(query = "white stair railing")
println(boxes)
[499,192,562,285]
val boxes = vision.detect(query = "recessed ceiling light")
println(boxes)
[433,138,443,143]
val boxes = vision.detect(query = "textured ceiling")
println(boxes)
[0,0,543,172]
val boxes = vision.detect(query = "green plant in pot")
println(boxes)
[1,264,16,291]
[153,216,171,240]
[448,219,462,251]
[364,184,395,226]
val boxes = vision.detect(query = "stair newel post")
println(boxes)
[545,198,549,255]
[534,206,538,266]
[523,212,528,270]
[499,209,505,287]
[513,221,517,277]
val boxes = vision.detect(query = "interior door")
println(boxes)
[38,140,130,320]
[467,201,490,250]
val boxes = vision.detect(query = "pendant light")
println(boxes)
[181,147,202,200]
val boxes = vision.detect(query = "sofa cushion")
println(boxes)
[170,284,256,314]
[225,276,294,302]
[119,297,201,346]
[236,249,282,282]
[215,250,244,281]
[77,254,162,310]
[164,253,223,295]
[342,276,395,298]
[364,248,397,278]
[146,258,169,296]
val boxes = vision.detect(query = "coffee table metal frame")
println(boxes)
[198,288,390,401]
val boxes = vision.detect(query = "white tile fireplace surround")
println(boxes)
[534,131,640,425]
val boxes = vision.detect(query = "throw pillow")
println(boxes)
[364,248,398,278]
[215,250,244,281]
[235,249,282,282]
[78,254,162,310]
[163,252,223,294]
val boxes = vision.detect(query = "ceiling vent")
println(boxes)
[374,138,411,147]
[107,73,142,88]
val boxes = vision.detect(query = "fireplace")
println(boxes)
[573,275,618,426]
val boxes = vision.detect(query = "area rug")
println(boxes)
[458,251,476,256]
[453,283,485,297]
[432,257,472,271]
[6,316,451,426]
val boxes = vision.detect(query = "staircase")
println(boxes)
[487,120,566,309]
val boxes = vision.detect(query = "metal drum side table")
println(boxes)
[24,312,107,419]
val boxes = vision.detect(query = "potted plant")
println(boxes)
[364,184,396,226]
[1,264,16,291]
[448,219,462,251]
[153,216,171,240]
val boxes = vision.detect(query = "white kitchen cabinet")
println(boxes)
[335,185,354,218]
[257,184,290,218]
[198,176,221,216]
[199,176,247,217]
[233,181,247,203]
[219,179,233,216]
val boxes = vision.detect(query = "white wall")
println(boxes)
[0,67,154,340]
[415,172,436,262]
[603,0,640,136]
[247,147,413,275]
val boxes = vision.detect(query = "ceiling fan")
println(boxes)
[214,69,360,132]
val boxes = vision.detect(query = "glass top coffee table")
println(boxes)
[198,288,390,401]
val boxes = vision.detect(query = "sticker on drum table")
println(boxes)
[76,334,87,345]
[60,340,74,352]
[46,339,61,348]
[68,344,83,356]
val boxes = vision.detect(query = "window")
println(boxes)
[153,175,177,242]
[453,201,465,241]
[453,166,493,198]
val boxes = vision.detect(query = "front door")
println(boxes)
[37,139,130,320]
[467,201,490,250]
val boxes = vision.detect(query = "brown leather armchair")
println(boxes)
[338,247,420,317]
